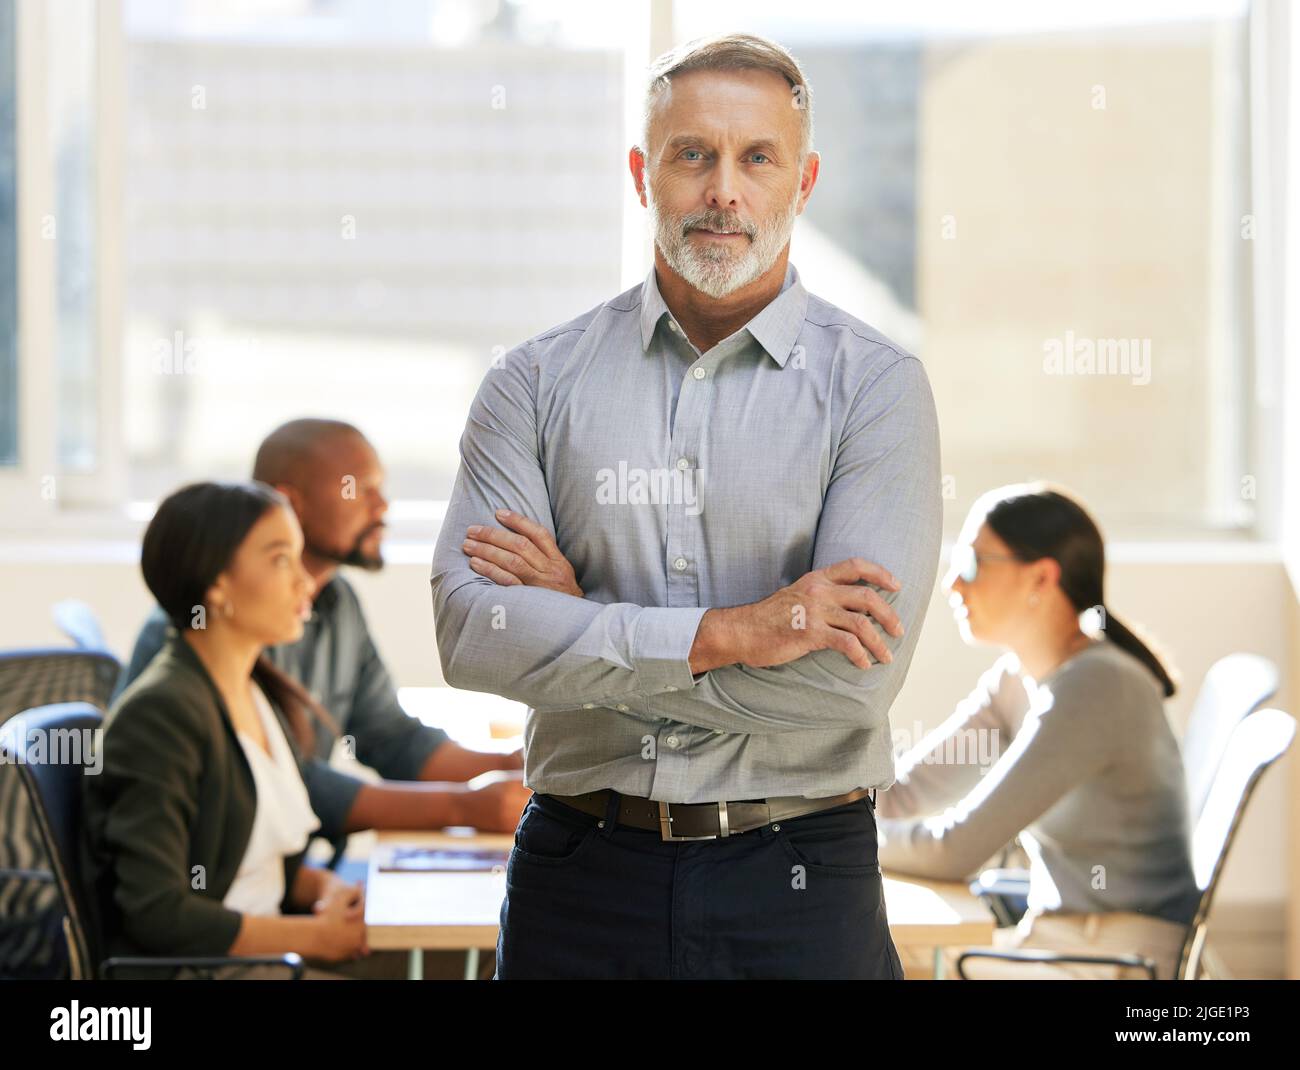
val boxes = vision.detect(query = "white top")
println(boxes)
[222,683,320,916]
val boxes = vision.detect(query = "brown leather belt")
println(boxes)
[543,786,875,841]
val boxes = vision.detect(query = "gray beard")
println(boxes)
[648,185,801,299]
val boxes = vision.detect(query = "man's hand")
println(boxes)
[689,558,905,674]
[454,776,533,833]
[462,509,583,597]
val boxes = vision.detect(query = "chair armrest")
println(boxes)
[956,947,1158,980]
[100,952,305,980]
[968,869,1032,927]
[969,868,1031,896]
[0,867,55,883]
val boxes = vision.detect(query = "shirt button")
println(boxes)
[582,702,595,709]
[616,704,629,712]
[692,367,706,380]
[673,557,688,571]
[668,320,680,332]
[666,735,680,748]
[675,457,690,470]
[664,685,678,692]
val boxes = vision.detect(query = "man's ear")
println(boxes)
[628,146,648,207]
[275,482,305,518]
[797,150,821,213]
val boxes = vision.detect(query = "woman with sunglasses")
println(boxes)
[875,482,1199,979]
[81,481,369,978]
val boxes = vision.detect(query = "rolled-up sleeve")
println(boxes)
[346,628,449,782]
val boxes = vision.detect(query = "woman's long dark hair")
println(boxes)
[980,483,1178,698]
[140,480,338,750]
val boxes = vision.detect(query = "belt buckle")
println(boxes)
[658,800,730,841]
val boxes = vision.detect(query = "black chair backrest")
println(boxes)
[0,649,121,727]
[4,704,104,978]
[0,649,119,978]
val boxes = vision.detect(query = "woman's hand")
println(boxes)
[312,875,364,919]
[462,509,583,597]
[311,877,368,962]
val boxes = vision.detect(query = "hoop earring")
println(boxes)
[1027,593,1040,608]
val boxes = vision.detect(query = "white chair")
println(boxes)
[958,708,1295,979]
[1181,653,1278,823]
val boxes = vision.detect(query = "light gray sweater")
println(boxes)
[876,635,1201,926]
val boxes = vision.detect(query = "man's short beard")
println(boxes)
[647,176,801,299]
[306,527,384,572]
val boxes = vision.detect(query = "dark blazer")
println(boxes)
[80,625,320,968]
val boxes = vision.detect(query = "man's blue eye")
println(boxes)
[681,149,703,160]
[750,153,769,164]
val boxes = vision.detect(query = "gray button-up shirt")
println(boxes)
[430,260,942,802]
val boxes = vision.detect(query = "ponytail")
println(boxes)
[981,482,1179,701]
[1096,603,1177,699]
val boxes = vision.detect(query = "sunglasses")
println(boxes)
[950,544,1021,583]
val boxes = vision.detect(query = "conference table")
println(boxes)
[362,688,997,979]
[362,828,994,979]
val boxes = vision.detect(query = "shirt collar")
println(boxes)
[638,260,808,367]
[311,575,342,619]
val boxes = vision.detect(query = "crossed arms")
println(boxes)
[430,343,942,735]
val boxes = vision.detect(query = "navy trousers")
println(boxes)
[495,790,904,979]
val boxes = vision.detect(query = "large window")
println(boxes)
[121,0,637,503]
[0,0,1268,541]
[677,0,1255,537]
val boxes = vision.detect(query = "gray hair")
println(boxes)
[639,33,814,166]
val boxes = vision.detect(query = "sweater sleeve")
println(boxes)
[877,659,1120,881]
[92,692,244,955]
[875,655,1017,820]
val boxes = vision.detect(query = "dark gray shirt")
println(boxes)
[431,261,943,801]
[115,574,449,839]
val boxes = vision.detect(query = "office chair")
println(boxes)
[9,702,303,979]
[0,646,123,978]
[968,652,1280,929]
[1181,653,1279,823]
[957,707,1294,979]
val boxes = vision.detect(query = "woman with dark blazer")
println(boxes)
[81,480,369,978]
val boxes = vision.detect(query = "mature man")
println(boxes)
[118,419,531,846]
[431,34,942,979]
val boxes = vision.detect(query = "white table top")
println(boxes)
[363,829,995,952]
